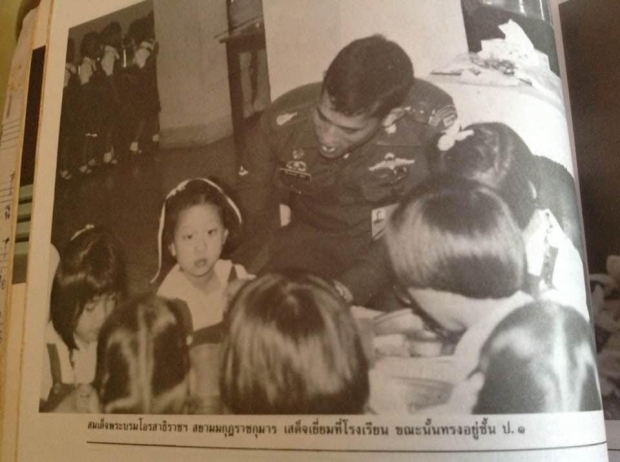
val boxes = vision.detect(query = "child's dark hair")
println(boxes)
[95,294,190,414]
[101,21,122,48]
[428,123,536,229]
[386,177,526,299]
[50,226,125,350]
[80,31,101,60]
[220,271,369,414]
[156,179,242,281]
[128,16,150,46]
[474,300,601,413]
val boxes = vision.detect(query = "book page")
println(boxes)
[555,0,620,459]
[10,0,607,460]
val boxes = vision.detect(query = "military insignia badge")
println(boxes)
[429,104,458,129]
[280,156,311,181]
[238,165,249,177]
[276,112,298,126]
[368,153,415,173]
[384,124,397,135]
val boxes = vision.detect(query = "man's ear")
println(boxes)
[169,243,177,257]
[381,107,407,127]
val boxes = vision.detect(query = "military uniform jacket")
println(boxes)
[238,80,457,240]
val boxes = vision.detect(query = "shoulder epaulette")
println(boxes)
[265,82,321,131]
[404,79,457,130]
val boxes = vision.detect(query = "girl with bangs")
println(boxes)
[40,225,125,412]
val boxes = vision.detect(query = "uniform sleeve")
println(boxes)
[338,238,393,307]
[236,111,280,220]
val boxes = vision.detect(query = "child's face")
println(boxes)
[75,294,116,345]
[170,204,228,284]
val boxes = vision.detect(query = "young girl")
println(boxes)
[220,271,369,414]
[472,300,601,414]
[154,178,247,343]
[385,178,533,385]
[428,122,588,319]
[154,178,248,413]
[94,294,191,414]
[40,225,125,412]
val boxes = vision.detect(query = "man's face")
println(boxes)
[312,91,383,159]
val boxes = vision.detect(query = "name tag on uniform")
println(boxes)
[371,204,399,239]
[279,167,312,182]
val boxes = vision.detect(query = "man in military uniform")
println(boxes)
[236,35,457,306]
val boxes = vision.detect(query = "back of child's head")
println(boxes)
[474,300,601,413]
[80,31,100,60]
[220,271,369,414]
[386,177,525,299]
[428,122,536,229]
[95,294,190,414]
[153,178,242,283]
[51,225,125,350]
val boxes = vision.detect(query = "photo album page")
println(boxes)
[3,0,609,460]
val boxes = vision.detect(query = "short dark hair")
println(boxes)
[428,122,536,229]
[220,271,369,414]
[101,21,122,47]
[322,35,414,118]
[50,226,125,350]
[95,294,190,414]
[386,177,525,299]
[80,31,100,60]
[474,300,601,413]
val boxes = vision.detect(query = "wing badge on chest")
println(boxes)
[368,152,415,174]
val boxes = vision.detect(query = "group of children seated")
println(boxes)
[58,14,159,180]
[40,122,601,415]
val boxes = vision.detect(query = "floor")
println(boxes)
[50,137,239,296]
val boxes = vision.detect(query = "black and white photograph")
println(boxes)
[38,0,600,419]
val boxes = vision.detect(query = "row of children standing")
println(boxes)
[58,14,160,180]
[40,122,601,415]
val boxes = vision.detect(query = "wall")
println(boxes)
[154,0,232,148]
[263,0,468,99]
[0,0,23,116]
